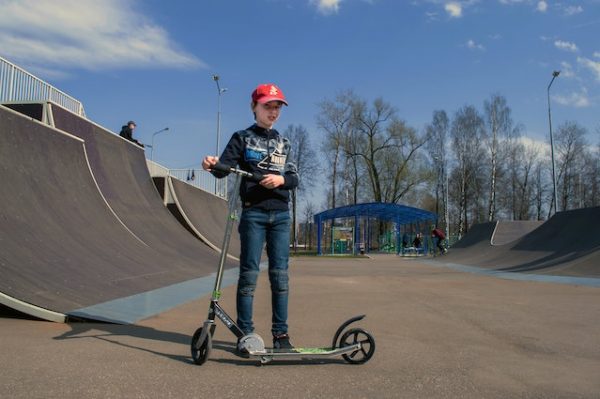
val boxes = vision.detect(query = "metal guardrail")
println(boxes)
[0,55,85,116]
[168,168,227,199]
[146,160,227,198]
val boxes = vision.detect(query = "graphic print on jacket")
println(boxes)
[243,132,293,174]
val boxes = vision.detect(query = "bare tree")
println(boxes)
[348,97,428,203]
[554,121,588,212]
[426,110,449,229]
[316,91,354,209]
[283,124,318,251]
[483,94,513,221]
[303,201,316,250]
[451,105,486,237]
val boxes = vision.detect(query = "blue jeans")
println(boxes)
[237,208,290,336]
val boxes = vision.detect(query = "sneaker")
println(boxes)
[273,333,294,351]
[236,338,249,358]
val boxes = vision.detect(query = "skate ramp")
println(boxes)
[167,176,241,260]
[0,105,227,323]
[491,221,544,246]
[50,104,234,268]
[450,222,497,249]
[440,208,600,277]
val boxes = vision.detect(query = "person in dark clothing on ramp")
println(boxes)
[119,120,144,147]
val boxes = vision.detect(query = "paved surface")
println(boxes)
[168,176,241,259]
[1,255,598,399]
[0,104,233,322]
[442,208,600,277]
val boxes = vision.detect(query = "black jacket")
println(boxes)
[212,124,298,210]
[119,126,143,147]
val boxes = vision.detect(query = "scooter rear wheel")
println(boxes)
[191,327,212,365]
[340,328,375,365]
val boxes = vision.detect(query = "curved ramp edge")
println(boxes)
[167,176,240,261]
[0,292,66,323]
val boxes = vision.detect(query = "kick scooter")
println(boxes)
[190,163,375,365]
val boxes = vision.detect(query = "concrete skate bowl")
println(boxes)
[0,104,234,323]
[167,176,241,260]
[441,208,600,278]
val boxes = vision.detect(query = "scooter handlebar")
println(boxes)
[211,162,264,182]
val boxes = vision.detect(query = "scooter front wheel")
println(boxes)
[340,328,375,365]
[191,327,212,365]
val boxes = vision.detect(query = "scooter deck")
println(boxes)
[249,343,361,358]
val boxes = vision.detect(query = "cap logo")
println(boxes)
[269,85,279,96]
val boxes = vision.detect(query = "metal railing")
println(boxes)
[168,168,227,199]
[0,55,85,116]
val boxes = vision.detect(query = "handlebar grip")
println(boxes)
[211,162,232,174]
[211,162,265,182]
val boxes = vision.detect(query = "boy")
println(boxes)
[202,83,298,351]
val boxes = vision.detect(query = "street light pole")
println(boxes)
[212,75,227,195]
[150,127,170,163]
[547,70,560,215]
[212,75,228,156]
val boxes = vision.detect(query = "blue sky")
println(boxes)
[1,0,599,175]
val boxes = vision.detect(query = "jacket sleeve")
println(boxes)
[281,145,299,190]
[211,132,243,179]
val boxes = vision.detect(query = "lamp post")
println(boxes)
[150,127,170,164]
[212,75,227,195]
[212,75,228,156]
[547,70,560,215]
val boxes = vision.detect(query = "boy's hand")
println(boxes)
[202,156,218,171]
[260,174,284,189]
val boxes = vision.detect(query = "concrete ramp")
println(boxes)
[491,221,544,246]
[441,208,600,277]
[167,176,241,260]
[0,104,236,323]
[451,222,497,249]
[50,104,234,268]
[0,106,214,322]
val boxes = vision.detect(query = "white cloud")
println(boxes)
[537,1,548,12]
[445,2,462,18]
[564,5,583,16]
[560,61,575,78]
[0,0,203,75]
[466,39,485,50]
[425,11,439,21]
[310,0,342,14]
[577,57,600,81]
[552,88,591,108]
[554,40,579,53]
[594,52,600,59]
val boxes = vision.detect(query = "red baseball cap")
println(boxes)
[251,83,288,106]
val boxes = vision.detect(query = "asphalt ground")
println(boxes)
[1,255,599,399]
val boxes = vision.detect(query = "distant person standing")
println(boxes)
[432,226,447,254]
[119,120,144,147]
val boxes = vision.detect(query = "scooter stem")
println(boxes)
[212,173,243,298]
